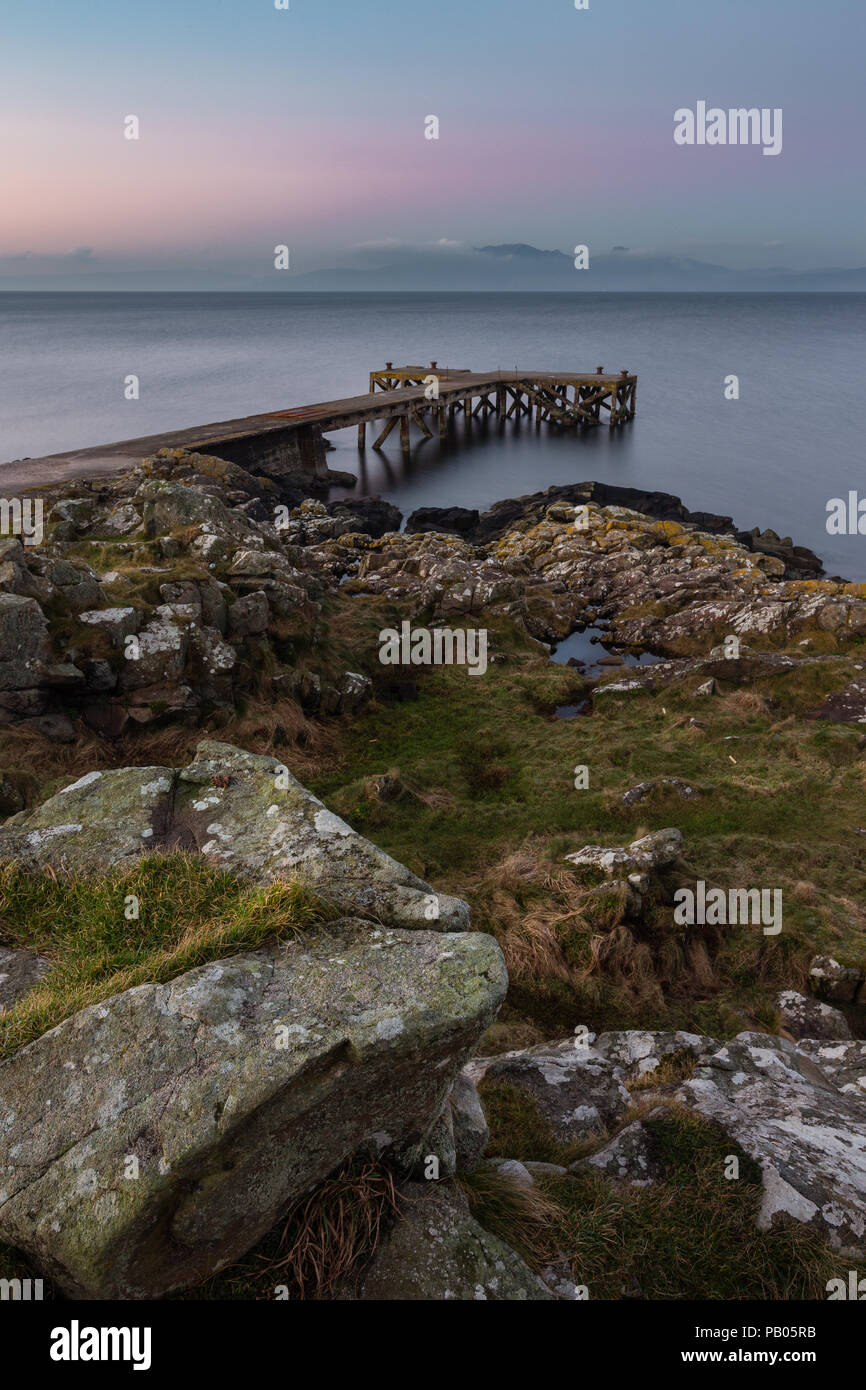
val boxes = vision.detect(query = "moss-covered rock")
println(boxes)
[0,920,506,1298]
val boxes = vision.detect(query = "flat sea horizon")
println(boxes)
[2,290,865,578]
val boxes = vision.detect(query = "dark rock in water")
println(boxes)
[322,468,357,488]
[473,482,693,544]
[329,496,402,537]
[405,506,480,537]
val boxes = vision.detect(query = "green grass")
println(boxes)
[0,852,326,1060]
[543,1109,846,1300]
[305,610,866,1039]
[1,596,865,1301]
[480,1078,595,1166]
[469,1086,848,1299]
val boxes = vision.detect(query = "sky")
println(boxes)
[1,0,864,286]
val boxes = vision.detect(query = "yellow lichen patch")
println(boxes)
[785,579,840,595]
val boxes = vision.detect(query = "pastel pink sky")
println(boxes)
[1,0,864,277]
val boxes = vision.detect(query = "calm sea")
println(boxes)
[2,291,865,578]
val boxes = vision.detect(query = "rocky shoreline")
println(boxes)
[0,447,863,753]
[1,448,865,1301]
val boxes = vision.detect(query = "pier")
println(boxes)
[2,363,637,494]
[353,364,636,451]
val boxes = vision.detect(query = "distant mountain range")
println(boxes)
[2,243,865,292]
[289,244,866,292]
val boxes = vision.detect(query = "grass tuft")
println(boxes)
[0,852,325,1060]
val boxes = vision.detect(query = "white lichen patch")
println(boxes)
[59,771,102,795]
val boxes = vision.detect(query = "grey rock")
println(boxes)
[573,1111,667,1186]
[118,610,188,691]
[20,713,78,743]
[482,1158,534,1187]
[795,1039,866,1099]
[449,1071,489,1171]
[523,1161,568,1178]
[227,591,269,638]
[339,671,373,713]
[0,741,471,932]
[592,1029,720,1081]
[0,920,506,1298]
[419,1104,457,1180]
[777,989,852,1040]
[466,1039,631,1142]
[99,504,142,536]
[78,607,139,649]
[0,946,52,1014]
[139,480,256,543]
[808,955,864,1004]
[0,594,50,690]
[621,777,702,806]
[675,1032,866,1254]
[564,827,683,877]
[173,742,470,931]
[350,1182,554,1301]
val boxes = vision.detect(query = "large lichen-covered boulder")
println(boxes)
[349,1182,554,1301]
[172,742,469,930]
[0,741,469,931]
[675,1033,866,1255]
[0,766,175,871]
[137,479,258,542]
[0,920,506,1299]
[466,1031,719,1145]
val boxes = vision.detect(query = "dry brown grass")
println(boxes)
[719,690,773,717]
[255,1159,402,1300]
[457,1167,563,1269]
[0,696,330,807]
[471,853,586,988]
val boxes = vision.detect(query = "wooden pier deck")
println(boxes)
[1,363,636,494]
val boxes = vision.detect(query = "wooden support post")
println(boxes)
[439,403,448,439]
[411,408,433,439]
[497,385,506,419]
[400,415,410,452]
[372,416,399,450]
[357,422,366,449]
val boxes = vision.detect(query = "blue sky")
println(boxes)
[1,0,864,283]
